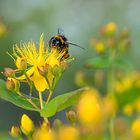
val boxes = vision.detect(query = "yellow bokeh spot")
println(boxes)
[123,104,133,116]
[21,114,34,135]
[131,118,140,138]
[95,42,105,54]
[34,129,54,140]
[77,90,102,124]
[103,96,117,118]
[0,23,7,37]
[58,126,79,140]
[115,77,132,94]
[105,22,117,34]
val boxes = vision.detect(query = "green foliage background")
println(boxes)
[0,0,140,134]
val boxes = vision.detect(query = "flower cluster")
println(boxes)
[3,34,73,111]
[10,88,140,140]
[2,23,140,140]
[90,22,130,55]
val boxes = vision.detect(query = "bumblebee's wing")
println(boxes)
[58,28,65,35]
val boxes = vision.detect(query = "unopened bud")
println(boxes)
[75,71,87,87]
[10,126,20,138]
[60,61,68,70]
[94,42,105,54]
[2,67,15,77]
[107,38,115,48]
[105,22,117,35]
[52,119,63,130]
[52,64,62,77]
[94,70,104,87]
[100,22,117,36]
[121,28,129,39]
[16,58,27,70]
[21,114,34,135]
[6,79,15,91]
[37,64,49,76]
[66,110,77,124]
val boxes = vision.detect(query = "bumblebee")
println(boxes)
[49,28,83,59]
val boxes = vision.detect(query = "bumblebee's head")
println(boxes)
[49,35,68,50]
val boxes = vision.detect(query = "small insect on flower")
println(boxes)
[49,28,84,59]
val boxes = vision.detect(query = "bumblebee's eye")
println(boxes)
[52,39,62,46]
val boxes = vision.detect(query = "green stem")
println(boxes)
[109,115,115,140]
[17,91,40,112]
[27,98,41,112]
[46,90,53,104]
[24,71,33,96]
[108,49,116,140]
[27,135,33,140]
[39,91,43,110]
[107,50,115,95]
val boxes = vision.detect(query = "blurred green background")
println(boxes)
[0,0,140,134]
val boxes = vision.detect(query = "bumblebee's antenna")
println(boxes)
[67,42,85,50]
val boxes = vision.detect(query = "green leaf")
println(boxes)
[115,86,140,108]
[86,56,110,69]
[41,87,89,118]
[86,56,133,71]
[0,79,40,111]
[114,57,133,70]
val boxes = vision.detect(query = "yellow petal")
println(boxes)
[46,53,59,67]
[16,67,35,80]
[31,69,48,92]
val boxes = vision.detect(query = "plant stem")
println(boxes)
[108,49,116,140]
[24,71,33,96]
[39,91,43,110]
[46,90,53,104]
[27,98,41,112]
[107,50,115,95]
[27,135,33,140]
[18,92,40,111]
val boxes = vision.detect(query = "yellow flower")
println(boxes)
[10,126,20,138]
[115,77,132,94]
[77,89,102,125]
[105,22,117,35]
[131,118,140,138]
[95,42,105,54]
[21,114,34,135]
[58,126,79,140]
[12,34,66,92]
[34,129,54,140]
[33,122,54,140]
